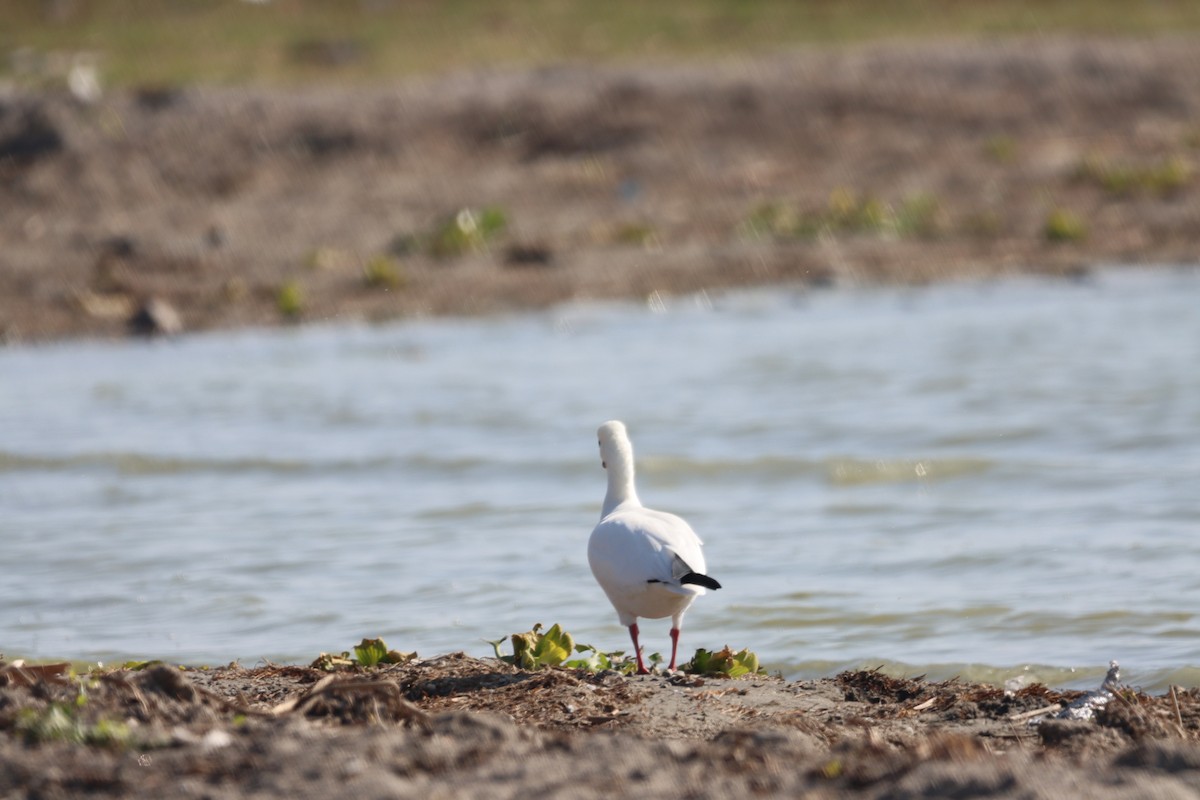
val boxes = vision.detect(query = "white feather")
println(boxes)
[587,421,712,630]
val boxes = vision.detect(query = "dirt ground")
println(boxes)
[2,36,1199,343]
[4,33,1200,798]
[3,653,1200,798]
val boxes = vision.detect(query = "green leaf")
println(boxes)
[350,638,415,667]
[486,637,511,662]
[510,630,539,669]
[362,255,405,289]
[477,206,508,236]
[276,281,304,317]
[564,650,611,671]
[353,637,390,668]
[491,624,646,673]
[427,206,509,259]
[531,623,574,666]
[683,646,765,678]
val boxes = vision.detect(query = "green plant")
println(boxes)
[311,638,416,671]
[1142,157,1191,193]
[893,192,942,238]
[683,646,764,678]
[825,187,890,232]
[16,702,130,747]
[276,281,305,317]
[748,189,943,241]
[428,206,508,259]
[1075,154,1192,196]
[362,255,404,288]
[742,202,799,239]
[611,222,658,247]
[490,623,575,670]
[1044,208,1087,243]
[489,623,650,674]
[352,637,415,667]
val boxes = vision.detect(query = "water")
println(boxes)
[2,267,1199,691]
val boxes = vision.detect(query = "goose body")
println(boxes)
[587,420,721,673]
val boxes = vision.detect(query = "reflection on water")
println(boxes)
[2,267,1199,690]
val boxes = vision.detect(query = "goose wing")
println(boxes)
[589,506,708,590]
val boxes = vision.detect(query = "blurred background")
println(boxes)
[1,1,1199,690]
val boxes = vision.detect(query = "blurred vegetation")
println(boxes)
[3,0,1200,87]
[361,254,405,289]
[1044,208,1087,243]
[744,189,943,241]
[275,280,305,318]
[1073,155,1193,196]
[428,207,508,260]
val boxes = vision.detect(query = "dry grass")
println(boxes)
[4,0,1200,87]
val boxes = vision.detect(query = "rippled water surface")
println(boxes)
[3,268,1199,690]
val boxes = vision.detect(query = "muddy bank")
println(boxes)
[3,654,1200,798]
[2,36,1200,343]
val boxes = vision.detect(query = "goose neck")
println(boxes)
[602,458,640,516]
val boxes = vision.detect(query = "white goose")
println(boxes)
[587,420,721,673]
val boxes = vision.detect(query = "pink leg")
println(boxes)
[628,623,649,674]
[668,627,681,671]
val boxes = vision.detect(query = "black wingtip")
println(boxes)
[680,572,722,590]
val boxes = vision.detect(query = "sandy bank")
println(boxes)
[3,653,1200,798]
[2,37,1199,343]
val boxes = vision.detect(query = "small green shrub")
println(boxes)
[745,189,942,241]
[612,222,658,247]
[311,637,416,670]
[1044,208,1087,243]
[1143,157,1191,193]
[276,281,305,317]
[893,192,942,238]
[489,623,648,674]
[826,187,890,233]
[16,703,130,747]
[684,646,764,678]
[352,637,415,667]
[490,623,575,670]
[742,202,798,239]
[1075,154,1192,196]
[512,623,575,669]
[429,206,508,259]
[362,255,404,288]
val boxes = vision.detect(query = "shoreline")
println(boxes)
[3,36,1199,344]
[3,652,1200,798]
